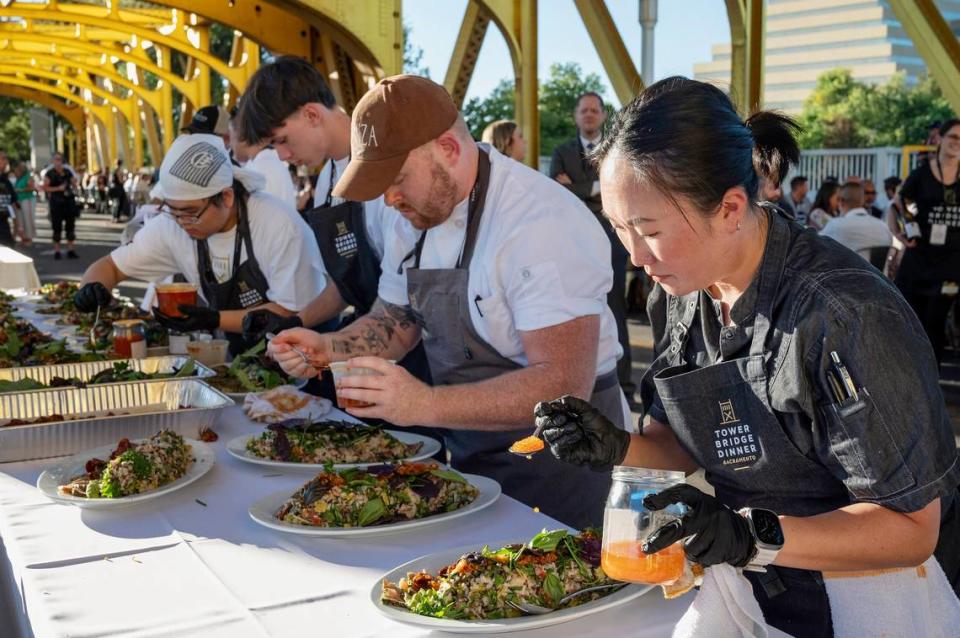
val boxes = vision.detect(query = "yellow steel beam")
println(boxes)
[134,66,164,166]
[725,0,746,112]
[0,4,246,91]
[0,84,84,134]
[0,75,111,129]
[573,0,643,104]
[0,31,201,104]
[0,51,164,112]
[189,23,212,105]
[294,0,401,75]
[0,66,134,119]
[444,1,491,108]
[889,0,960,113]
[39,3,175,27]
[744,0,764,114]
[476,0,538,167]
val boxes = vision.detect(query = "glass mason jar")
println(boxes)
[112,319,147,359]
[601,466,686,585]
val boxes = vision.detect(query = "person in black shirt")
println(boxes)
[42,153,79,259]
[0,150,18,247]
[895,119,960,364]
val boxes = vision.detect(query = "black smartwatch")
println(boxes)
[739,508,784,569]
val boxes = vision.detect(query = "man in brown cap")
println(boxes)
[268,75,628,529]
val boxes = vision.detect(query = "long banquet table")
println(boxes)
[0,404,691,637]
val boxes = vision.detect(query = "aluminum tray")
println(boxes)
[0,379,231,462]
[0,356,215,388]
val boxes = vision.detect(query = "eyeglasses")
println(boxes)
[158,198,215,226]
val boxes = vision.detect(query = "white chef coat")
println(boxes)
[378,145,622,376]
[111,191,326,312]
[312,155,400,261]
[244,148,297,211]
[820,207,893,262]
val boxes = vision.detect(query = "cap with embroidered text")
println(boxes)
[332,75,459,202]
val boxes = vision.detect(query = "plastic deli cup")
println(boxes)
[186,339,229,367]
[600,467,687,586]
[156,283,199,318]
[329,359,396,409]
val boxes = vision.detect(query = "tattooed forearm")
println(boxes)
[329,299,421,358]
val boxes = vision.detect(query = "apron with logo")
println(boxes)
[642,208,960,635]
[403,149,625,529]
[196,196,270,356]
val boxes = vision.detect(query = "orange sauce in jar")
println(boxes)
[601,540,685,585]
[112,319,146,358]
[156,283,198,318]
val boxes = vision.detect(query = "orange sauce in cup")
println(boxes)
[156,283,198,318]
[601,540,685,585]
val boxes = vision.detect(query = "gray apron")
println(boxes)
[404,149,626,529]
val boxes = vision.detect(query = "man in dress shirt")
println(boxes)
[549,93,635,406]
[821,181,892,263]
[268,76,628,528]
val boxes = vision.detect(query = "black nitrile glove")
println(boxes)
[153,304,220,333]
[642,484,756,568]
[241,310,302,344]
[536,395,631,471]
[74,282,113,312]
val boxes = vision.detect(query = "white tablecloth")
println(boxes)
[0,405,690,637]
[0,247,41,291]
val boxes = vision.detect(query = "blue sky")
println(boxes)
[404,0,731,107]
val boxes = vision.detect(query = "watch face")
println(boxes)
[753,509,784,546]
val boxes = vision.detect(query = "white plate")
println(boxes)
[226,430,442,470]
[37,439,215,509]
[249,472,500,537]
[371,542,651,633]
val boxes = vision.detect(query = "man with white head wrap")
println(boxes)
[75,134,327,353]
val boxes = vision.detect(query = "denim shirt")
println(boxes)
[643,217,960,517]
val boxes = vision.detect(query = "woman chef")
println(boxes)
[534,77,960,637]
[73,134,326,353]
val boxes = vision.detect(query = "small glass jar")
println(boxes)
[113,319,147,359]
[601,467,686,585]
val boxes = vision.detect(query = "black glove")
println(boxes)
[153,304,220,333]
[535,395,631,471]
[242,310,302,344]
[73,282,113,312]
[642,484,756,568]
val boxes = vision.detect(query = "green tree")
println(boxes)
[403,23,430,77]
[462,78,515,140]
[0,98,32,161]
[462,62,611,157]
[798,69,954,149]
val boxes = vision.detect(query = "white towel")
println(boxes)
[824,556,960,637]
[673,564,790,638]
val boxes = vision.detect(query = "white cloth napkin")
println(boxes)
[672,564,789,638]
[824,556,960,637]
[242,386,332,423]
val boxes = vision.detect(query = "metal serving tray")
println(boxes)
[0,379,231,462]
[0,356,215,388]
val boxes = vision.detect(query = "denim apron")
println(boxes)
[196,197,270,356]
[642,209,834,636]
[403,149,626,530]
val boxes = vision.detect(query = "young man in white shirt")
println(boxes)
[73,134,326,353]
[268,76,627,528]
[821,181,892,262]
[234,56,400,343]
[227,110,298,211]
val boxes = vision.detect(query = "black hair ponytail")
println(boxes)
[745,111,801,188]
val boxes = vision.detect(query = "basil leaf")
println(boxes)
[528,529,568,553]
[543,571,565,607]
[174,358,196,378]
[357,497,387,527]
[429,469,467,484]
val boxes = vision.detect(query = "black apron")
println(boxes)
[642,208,833,635]
[403,149,626,530]
[196,197,270,355]
[303,159,382,316]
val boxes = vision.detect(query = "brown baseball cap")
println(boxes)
[332,75,460,202]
